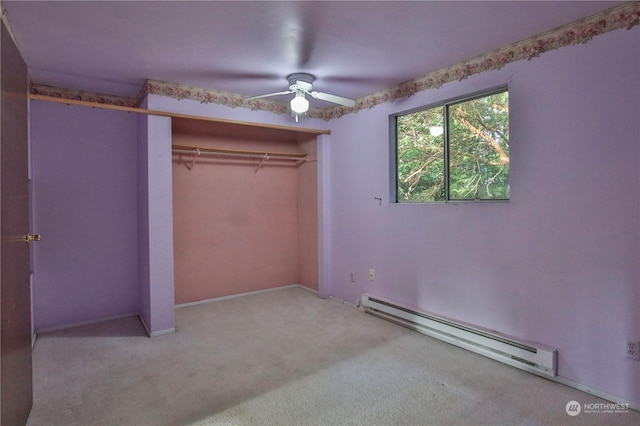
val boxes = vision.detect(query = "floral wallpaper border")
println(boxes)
[140,79,290,115]
[317,0,640,120]
[30,84,139,108]
[32,2,639,121]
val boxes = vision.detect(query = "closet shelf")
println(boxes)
[172,144,307,160]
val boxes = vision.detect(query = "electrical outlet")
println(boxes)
[368,269,375,281]
[626,341,640,360]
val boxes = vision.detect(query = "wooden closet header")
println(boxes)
[28,93,332,136]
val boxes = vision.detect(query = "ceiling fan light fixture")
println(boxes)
[246,72,354,120]
[290,91,309,114]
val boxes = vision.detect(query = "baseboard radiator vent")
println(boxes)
[361,294,557,377]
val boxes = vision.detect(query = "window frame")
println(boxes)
[390,85,510,203]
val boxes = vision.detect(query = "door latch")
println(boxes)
[24,233,41,244]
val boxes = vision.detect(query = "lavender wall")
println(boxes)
[297,137,319,291]
[326,27,640,404]
[137,110,151,329]
[28,21,638,406]
[30,101,139,329]
[316,134,331,299]
[137,110,175,336]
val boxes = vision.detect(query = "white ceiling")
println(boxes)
[2,1,623,106]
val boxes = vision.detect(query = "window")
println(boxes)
[392,88,509,202]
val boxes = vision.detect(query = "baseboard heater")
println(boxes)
[361,294,557,377]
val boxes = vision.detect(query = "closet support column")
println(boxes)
[317,133,331,299]
[137,111,176,337]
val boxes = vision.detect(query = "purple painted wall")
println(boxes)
[30,97,176,335]
[30,101,139,329]
[326,27,640,404]
[137,109,151,329]
[137,108,175,336]
[27,22,638,405]
[316,134,331,299]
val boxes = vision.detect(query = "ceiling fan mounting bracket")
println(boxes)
[287,73,315,92]
[287,73,315,86]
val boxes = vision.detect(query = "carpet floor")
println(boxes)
[27,287,639,425]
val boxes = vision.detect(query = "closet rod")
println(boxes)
[28,93,331,136]
[172,144,307,160]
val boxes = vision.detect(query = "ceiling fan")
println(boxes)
[245,73,356,119]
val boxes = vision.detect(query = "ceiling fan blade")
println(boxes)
[245,90,293,101]
[310,91,356,107]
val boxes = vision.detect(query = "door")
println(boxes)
[0,20,32,426]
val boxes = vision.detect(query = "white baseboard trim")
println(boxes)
[34,312,139,336]
[175,284,317,309]
[138,313,151,336]
[296,284,318,294]
[328,295,359,308]
[137,313,175,338]
[150,328,176,337]
[34,312,174,340]
[548,374,639,412]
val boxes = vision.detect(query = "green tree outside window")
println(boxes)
[395,89,509,202]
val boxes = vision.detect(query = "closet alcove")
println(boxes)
[171,118,319,304]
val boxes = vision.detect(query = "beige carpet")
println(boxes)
[28,287,638,426]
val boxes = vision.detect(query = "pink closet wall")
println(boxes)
[172,119,318,304]
[296,138,318,292]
